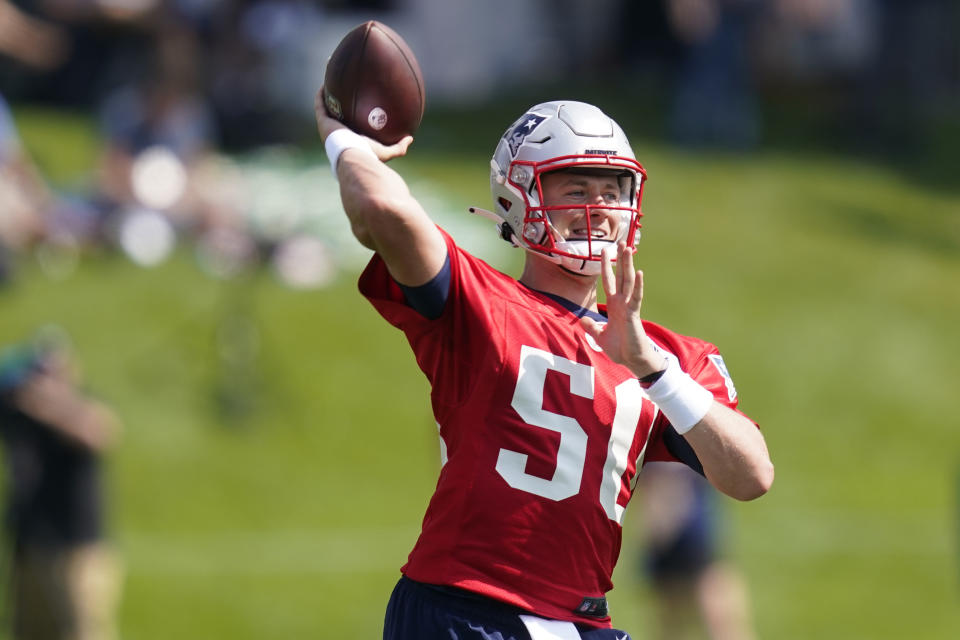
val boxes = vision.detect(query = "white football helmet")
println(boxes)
[474,101,646,276]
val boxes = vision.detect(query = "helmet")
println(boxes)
[487,101,646,275]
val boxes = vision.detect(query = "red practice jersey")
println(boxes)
[359,229,748,628]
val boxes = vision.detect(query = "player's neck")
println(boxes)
[519,258,598,312]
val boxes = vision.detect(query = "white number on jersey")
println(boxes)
[496,345,654,524]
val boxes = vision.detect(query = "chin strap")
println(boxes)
[557,241,613,276]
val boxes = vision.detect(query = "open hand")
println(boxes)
[580,242,665,378]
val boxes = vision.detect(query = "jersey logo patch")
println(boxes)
[708,354,737,402]
[573,595,609,618]
[507,114,546,156]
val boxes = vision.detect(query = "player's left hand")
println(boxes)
[314,88,413,162]
[580,242,665,378]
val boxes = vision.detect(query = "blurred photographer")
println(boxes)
[0,328,122,640]
[635,462,756,640]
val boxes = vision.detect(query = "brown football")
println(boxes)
[322,21,425,145]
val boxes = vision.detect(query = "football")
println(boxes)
[322,20,425,145]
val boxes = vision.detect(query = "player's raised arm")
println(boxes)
[314,21,444,287]
[315,93,446,287]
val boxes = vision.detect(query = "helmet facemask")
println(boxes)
[506,158,645,276]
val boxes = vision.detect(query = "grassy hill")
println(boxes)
[1,108,958,639]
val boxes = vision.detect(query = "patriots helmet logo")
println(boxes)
[507,113,546,156]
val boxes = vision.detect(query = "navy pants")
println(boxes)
[383,576,631,640]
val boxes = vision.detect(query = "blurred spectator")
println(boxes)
[0,90,56,283]
[0,0,70,72]
[1,85,114,282]
[205,0,328,150]
[665,0,762,149]
[852,0,958,153]
[0,327,123,640]
[8,0,156,109]
[636,462,757,640]
[92,15,248,267]
[746,0,959,154]
[95,18,215,211]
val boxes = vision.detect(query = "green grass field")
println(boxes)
[2,107,959,639]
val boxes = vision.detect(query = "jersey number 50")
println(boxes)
[496,345,653,525]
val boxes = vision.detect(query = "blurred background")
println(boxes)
[0,0,958,638]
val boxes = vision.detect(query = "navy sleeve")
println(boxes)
[397,253,452,320]
[662,426,705,476]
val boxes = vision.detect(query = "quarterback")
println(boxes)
[316,96,773,640]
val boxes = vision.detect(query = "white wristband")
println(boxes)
[644,361,714,434]
[324,129,376,179]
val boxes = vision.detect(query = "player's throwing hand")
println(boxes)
[314,89,413,163]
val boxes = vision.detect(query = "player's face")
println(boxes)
[539,171,622,242]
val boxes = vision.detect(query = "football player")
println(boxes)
[315,96,773,640]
